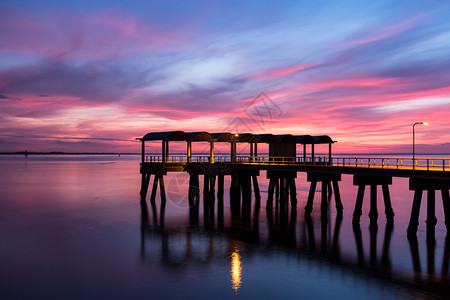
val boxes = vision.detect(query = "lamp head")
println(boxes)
[234,133,239,137]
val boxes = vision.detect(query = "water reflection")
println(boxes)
[230,247,242,293]
[408,233,450,285]
[352,222,393,272]
[140,194,450,299]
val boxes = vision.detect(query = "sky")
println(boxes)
[1,0,450,153]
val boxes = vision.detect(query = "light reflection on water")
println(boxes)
[1,155,449,299]
[230,247,242,293]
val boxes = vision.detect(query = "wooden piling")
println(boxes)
[353,185,365,222]
[305,180,317,213]
[382,184,394,222]
[150,175,159,204]
[332,180,343,212]
[159,175,166,203]
[441,189,450,230]
[252,175,261,203]
[407,189,423,236]
[426,190,437,243]
[369,185,378,220]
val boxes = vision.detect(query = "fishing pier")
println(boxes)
[138,131,450,239]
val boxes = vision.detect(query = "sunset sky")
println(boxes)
[1,0,450,153]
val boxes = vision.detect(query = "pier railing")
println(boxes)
[144,155,450,171]
[331,157,450,171]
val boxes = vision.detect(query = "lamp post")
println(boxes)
[412,122,428,170]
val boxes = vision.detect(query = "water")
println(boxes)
[0,155,449,299]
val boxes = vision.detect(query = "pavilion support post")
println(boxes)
[303,144,306,163]
[328,143,332,165]
[231,142,236,163]
[162,140,166,166]
[254,143,258,157]
[210,141,214,163]
[165,141,169,162]
[187,141,192,163]
[141,140,145,164]
[311,144,315,164]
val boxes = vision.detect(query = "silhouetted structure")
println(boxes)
[138,131,450,238]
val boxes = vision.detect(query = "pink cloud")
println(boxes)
[0,10,193,60]
[250,64,318,80]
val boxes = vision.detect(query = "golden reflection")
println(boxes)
[230,247,242,293]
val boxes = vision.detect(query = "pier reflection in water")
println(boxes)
[140,172,450,299]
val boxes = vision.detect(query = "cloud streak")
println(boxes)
[1,1,450,153]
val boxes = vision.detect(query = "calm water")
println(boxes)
[0,155,449,299]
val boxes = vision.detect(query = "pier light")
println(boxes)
[412,122,429,170]
[234,133,239,137]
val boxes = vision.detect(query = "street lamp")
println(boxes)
[412,122,429,170]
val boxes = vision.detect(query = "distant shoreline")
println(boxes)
[0,152,139,155]
[1,152,449,156]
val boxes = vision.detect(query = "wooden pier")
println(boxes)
[138,131,450,240]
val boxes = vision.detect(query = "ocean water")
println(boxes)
[0,155,449,299]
